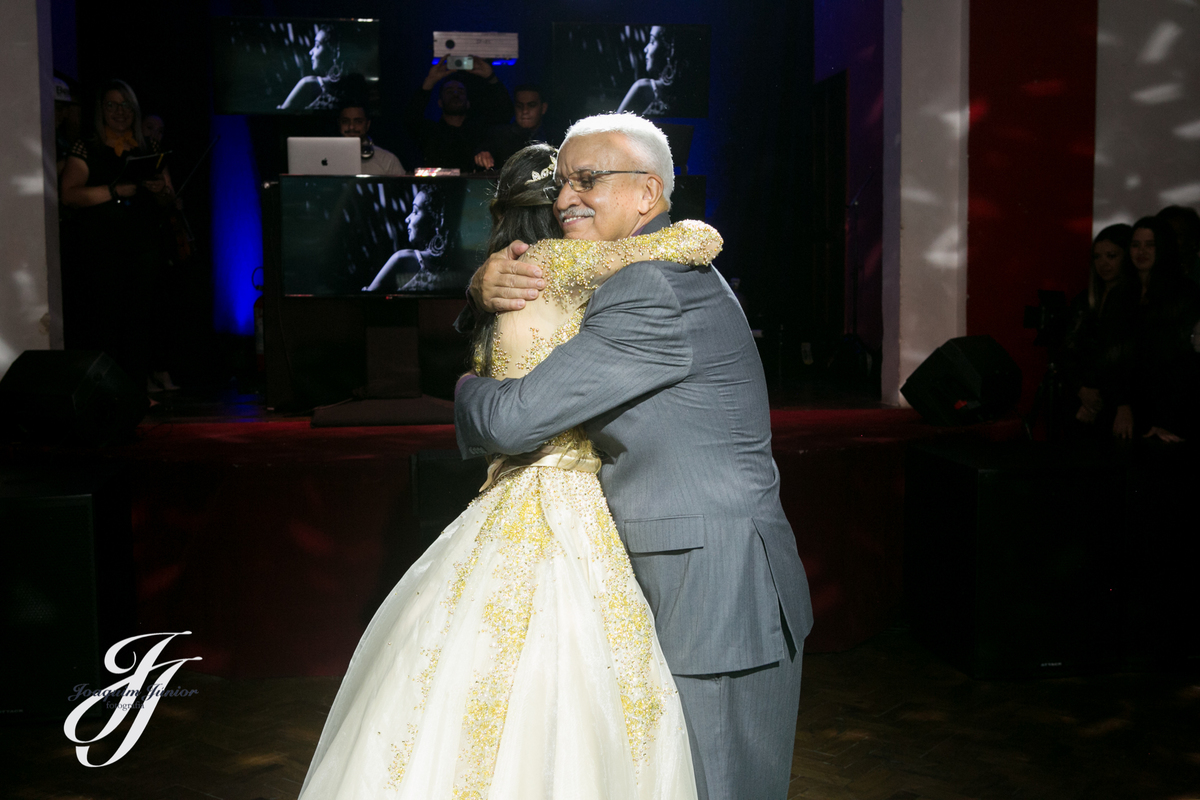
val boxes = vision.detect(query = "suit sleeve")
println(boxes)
[455,262,692,456]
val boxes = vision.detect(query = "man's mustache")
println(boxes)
[558,207,595,223]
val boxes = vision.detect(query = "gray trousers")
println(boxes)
[673,630,803,800]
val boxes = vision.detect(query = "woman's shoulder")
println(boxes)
[69,137,100,161]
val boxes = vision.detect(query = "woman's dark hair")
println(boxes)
[473,144,561,376]
[1132,215,1182,299]
[1088,223,1133,310]
[93,79,145,148]
[315,25,343,79]
[412,183,448,256]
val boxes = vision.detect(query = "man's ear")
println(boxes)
[540,103,548,114]
[638,174,665,215]
[363,119,371,135]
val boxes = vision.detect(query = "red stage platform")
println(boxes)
[2,407,1018,678]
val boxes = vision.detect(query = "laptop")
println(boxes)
[286,137,362,175]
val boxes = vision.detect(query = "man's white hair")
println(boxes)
[561,113,674,207]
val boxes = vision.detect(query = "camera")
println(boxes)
[446,55,474,71]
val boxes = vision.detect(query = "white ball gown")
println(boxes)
[298,222,723,800]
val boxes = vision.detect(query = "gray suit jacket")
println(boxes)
[456,213,813,675]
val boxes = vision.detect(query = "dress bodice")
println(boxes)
[476,220,722,457]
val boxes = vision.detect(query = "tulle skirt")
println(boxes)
[298,464,698,800]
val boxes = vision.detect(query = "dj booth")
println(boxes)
[260,174,707,416]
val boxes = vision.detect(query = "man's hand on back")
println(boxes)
[471,241,544,312]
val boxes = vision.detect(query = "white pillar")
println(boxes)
[882,0,971,405]
[0,0,60,381]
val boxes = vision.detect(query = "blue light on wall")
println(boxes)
[209,115,262,336]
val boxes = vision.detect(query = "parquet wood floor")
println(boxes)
[5,626,1197,800]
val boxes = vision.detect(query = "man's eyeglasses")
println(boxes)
[104,101,133,112]
[556,169,648,193]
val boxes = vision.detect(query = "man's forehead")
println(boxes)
[515,90,542,104]
[558,133,630,169]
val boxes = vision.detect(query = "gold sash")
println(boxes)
[480,445,601,492]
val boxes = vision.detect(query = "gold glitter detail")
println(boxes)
[486,220,721,381]
[523,219,723,311]
[386,723,419,789]
[451,474,563,797]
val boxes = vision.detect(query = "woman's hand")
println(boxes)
[1144,426,1183,443]
[1078,386,1103,413]
[114,183,137,198]
[1113,404,1134,438]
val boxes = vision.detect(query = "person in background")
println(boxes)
[1157,205,1200,287]
[60,79,176,394]
[1062,225,1138,439]
[474,83,556,171]
[54,77,82,179]
[142,114,164,147]
[338,105,404,176]
[404,56,511,172]
[1128,216,1200,442]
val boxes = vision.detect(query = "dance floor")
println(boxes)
[2,391,1019,679]
[6,624,1197,800]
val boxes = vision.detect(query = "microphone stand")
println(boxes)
[171,135,221,243]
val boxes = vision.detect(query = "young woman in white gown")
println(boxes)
[298,144,722,800]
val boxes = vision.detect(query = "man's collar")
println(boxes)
[632,211,671,238]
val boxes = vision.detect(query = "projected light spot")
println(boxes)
[1173,119,1200,139]
[1138,20,1183,63]
[1159,182,1200,205]
[1125,174,1142,189]
[924,226,962,270]
[1132,83,1183,103]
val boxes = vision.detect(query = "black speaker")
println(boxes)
[0,468,136,719]
[0,351,148,447]
[901,335,1021,425]
[904,439,1124,678]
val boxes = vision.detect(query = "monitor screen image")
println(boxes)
[214,17,381,114]
[552,24,711,122]
[280,176,495,298]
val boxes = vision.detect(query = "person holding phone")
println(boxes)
[404,55,512,172]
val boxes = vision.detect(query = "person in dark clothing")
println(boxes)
[60,79,175,392]
[404,56,511,172]
[1128,216,1200,442]
[474,84,558,172]
[1062,224,1139,439]
[1157,205,1200,287]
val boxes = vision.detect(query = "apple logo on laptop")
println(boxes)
[321,158,328,166]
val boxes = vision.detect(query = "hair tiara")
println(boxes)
[525,149,558,185]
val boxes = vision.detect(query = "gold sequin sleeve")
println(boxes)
[520,220,723,312]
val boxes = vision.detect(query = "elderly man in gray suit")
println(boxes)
[455,113,813,800]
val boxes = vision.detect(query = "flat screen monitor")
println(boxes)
[280,176,494,298]
[551,24,711,122]
[214,17,381,114]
